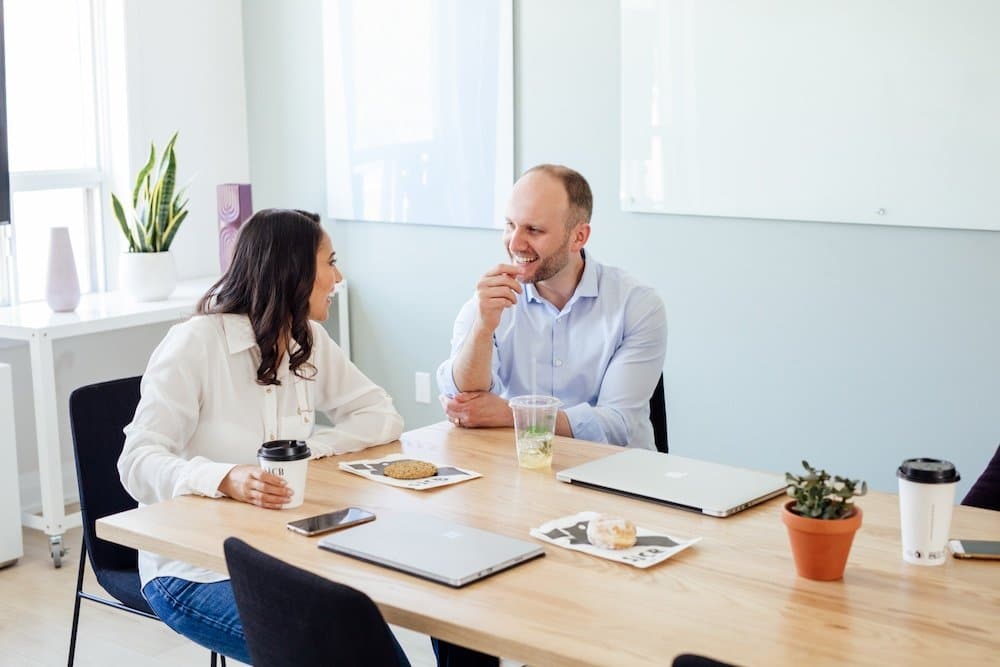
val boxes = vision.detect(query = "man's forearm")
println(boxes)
[554,410,574,438]
[452,324,495,392]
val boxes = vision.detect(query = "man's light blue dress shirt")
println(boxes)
[437,253,667,449]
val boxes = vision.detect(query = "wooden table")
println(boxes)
[98,423,1000,666]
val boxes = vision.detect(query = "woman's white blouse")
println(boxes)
[119,313,403,586]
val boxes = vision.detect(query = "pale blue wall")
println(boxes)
[242,0,1000,497]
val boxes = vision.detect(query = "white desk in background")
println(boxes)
[0,278,350,567]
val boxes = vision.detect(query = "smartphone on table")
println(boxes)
[286,507,375,536]
[948,539,1000,560]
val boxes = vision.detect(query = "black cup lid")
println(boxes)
[897,458,960,484]
[258,439,311,462]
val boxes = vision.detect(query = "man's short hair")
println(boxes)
[524,164,593,228]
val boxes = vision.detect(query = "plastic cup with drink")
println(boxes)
[509,395,560,469]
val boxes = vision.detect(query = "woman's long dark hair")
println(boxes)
[197,208,323,385]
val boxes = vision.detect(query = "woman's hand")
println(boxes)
[218,464,294,509]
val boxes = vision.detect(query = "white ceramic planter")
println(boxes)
[120,251,177,302]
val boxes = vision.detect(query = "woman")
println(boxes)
[118,209,406,664]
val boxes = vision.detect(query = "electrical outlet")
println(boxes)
[415,372,431,404]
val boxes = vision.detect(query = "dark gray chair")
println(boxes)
[650,372,668,453]
[224,537,404,667]
[68,376,223,667]
[962,443,1000,511]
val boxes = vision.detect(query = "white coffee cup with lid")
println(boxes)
[258,439,311,509]
[897,458,961,566]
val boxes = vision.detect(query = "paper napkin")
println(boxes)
[531,510,700,568]
[338,453,481,490]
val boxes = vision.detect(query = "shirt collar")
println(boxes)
[221,314,257,354]
[574,250,599,298]
[525,249,599,305]
[221,314,300,380]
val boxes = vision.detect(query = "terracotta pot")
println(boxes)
[781,500,862,581]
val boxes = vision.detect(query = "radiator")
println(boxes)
[0,362,23,567]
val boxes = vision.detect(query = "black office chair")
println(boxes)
[673,654,739,667]
[962,443,1000,511]
[68,376,223,667]
[650,372,669,453]
[224,537,403,667]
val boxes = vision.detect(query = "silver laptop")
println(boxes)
[556,449,786,517]
[318,512,545,587]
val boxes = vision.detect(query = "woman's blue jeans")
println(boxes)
[143,576,411,665]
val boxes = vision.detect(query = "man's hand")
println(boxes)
[474,264,525,332]
[451,263,525,394]
[440,391,514,429]
[218,464,293,509]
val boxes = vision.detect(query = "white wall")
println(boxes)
[241,0,999,498]
[120,0,250,281]
[8,0,251,512]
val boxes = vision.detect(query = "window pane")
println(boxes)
[11,189,93,303]
[3,0,96,171]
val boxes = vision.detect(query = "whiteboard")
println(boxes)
[323,0,513,228]
[620,0,1000,230]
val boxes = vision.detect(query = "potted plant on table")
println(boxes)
[111,132,189,301]
[782,460,867,581]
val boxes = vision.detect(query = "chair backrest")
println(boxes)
[69,376,143,574]
[650,372,668,453]
[673,654,737,667]
[961,443,1000,511]
[224,537,401,667]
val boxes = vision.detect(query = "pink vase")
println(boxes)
[45,227,81,312]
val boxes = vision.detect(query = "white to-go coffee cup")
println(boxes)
[258,439,311,509]
[897,458,961,566]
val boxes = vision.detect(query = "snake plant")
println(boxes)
[111,132,188,252]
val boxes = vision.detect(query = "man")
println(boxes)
[437,164,667,449]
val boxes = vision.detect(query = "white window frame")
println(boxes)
[0,0,126,307]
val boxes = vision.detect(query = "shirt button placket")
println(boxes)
[265,386,277,440]
[552,316,566,393]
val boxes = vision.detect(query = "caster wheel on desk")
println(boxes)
[49,535,67,568]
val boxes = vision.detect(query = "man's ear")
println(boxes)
[570,222,591,251]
